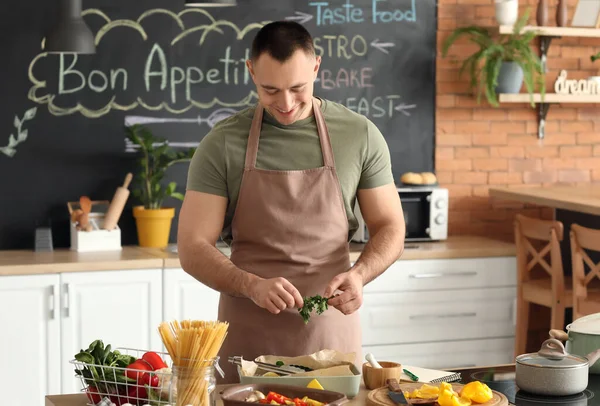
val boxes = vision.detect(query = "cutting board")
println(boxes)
[366,382,508,406]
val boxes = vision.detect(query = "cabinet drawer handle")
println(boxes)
[63,283,70,318]
[409,312,477,320]
[409,271,477,279]
[49,285,56,320]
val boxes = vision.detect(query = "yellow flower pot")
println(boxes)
[133,206,175,248]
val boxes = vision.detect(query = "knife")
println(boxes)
[387,379,409,404]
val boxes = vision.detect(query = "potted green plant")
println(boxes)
[441,9,545,107]
[589,53,600,87]
[125,124,195,248]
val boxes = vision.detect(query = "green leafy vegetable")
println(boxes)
[73,339,137,395]
[298,295,333,324]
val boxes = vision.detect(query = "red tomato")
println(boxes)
[125,360,152,382]
[141,372,160,387]
[142,352,168,370]
[85,386,101,404]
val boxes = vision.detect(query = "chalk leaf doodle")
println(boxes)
[1,107,37,157]
[28,8,263,118]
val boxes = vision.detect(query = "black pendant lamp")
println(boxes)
[185,0,237,6]
[45,0,96,54]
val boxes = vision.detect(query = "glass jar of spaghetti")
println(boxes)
[170,357,221,406]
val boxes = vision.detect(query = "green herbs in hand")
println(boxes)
[299,295,333,324]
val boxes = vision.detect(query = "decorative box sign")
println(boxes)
[554,70,600,95]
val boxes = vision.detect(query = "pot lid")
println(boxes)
[517,339,588,368]
[569,313,600,335]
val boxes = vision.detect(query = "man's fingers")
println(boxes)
[282,279,304,308]
[328,291,353,307]
[337,299,360,315]
[324,275,344,298]
[269,294,287,313]
[266,300,281,314]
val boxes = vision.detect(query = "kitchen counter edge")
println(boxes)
[1,235,515,276]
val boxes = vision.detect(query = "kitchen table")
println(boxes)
[44,386,373,406]
[489,185,600,275]
[43,362,600,406]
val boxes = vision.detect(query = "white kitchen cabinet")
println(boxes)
[60,269,163,394]
[163,267,220,321]
[363,337,515,370]
[0,274,61,406]
[359,256,517,367]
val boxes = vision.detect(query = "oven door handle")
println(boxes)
[400,197,423,203]
[409,271,477,279]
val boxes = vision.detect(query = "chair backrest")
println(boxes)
[570,224,600,313]
[514,214,565,295]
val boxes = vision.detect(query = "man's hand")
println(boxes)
[248,277,304,314]
[324,271,364,315]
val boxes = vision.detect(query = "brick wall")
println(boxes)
[437,0,600,241]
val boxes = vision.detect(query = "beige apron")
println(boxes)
[217,98,361,384]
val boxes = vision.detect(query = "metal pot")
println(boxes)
[550,312,600,375]
[515,338,600,396]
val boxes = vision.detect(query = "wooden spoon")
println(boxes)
[79,196,92,231]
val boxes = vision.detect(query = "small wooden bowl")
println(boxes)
[362,361,402,390]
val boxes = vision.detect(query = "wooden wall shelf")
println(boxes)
[497,26,600,139]
[499,93,600,139]
[499,93,600,103]
[498,25,600,38]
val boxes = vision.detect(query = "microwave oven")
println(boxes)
[352,186,449,243]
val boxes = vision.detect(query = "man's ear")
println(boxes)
[313,56,321,80]
[246,59,256,82]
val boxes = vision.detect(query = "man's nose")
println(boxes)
[280,92,294,111]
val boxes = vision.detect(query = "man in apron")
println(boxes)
[178,21,405,384]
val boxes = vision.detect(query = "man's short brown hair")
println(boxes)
[250,21,316,63]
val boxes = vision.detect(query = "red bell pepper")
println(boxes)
[125,360,152,383]
[266,391,290,404]
[142,351,168,370]
[293,398,308,406]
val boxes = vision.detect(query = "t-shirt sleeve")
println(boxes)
[358,119,395,189]
[186,129,228,198]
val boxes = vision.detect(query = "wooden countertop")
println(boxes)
[489,185,600,216]
[0,246,163,276]
[141,235,515,268]
[45,385,372,406]
[1,236,515,276]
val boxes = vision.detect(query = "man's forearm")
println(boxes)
[350,224,405,285]
[179,241,260,298]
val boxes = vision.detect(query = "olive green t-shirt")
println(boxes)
[186,97,394,244]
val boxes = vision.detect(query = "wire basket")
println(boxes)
[70,347,175,406]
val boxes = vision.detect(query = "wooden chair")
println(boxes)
[570,224,600,321]
[514,214,572,358]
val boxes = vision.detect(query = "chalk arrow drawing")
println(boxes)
[395,103,417,117]
[370,39,395,54]
[124,107,237,128]
[124,138,200,153]
[285,11,313,24]
[124,107,237,152]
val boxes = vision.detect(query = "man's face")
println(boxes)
[247,49,321,125]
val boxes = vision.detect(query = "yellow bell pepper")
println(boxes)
[438,388,472,406]
[404,383,440,399]
[460,381,493,403]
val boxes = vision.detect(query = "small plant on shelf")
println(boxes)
[441,9,545,107]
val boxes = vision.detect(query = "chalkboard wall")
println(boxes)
[0,0,437,250]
